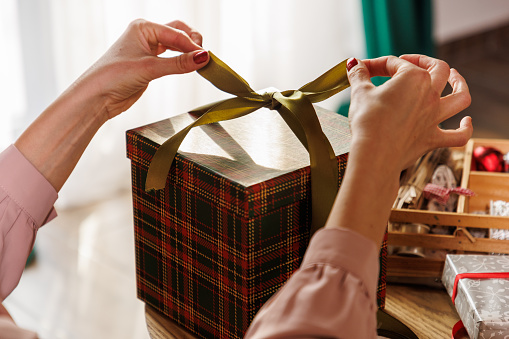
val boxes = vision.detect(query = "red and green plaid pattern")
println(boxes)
[127,107,386,339]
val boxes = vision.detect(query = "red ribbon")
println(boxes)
[450,272,509,338]
[451,272,509,304]
[451,320,467,339]
[423,184,475,206]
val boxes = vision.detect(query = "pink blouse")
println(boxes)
[245,227,379,338]
[0,145,57,301]
[0,144,379,338]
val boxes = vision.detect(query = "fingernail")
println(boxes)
[193,51,208,64]
[346,58,358,72]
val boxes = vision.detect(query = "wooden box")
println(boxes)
[388,138,509,280]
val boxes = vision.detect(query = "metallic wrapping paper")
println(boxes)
[443,254,509,339]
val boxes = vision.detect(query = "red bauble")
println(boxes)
[473,146,505,172]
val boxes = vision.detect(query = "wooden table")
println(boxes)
[384,284,465,339]
[146,306,196,339]
[145,283,465,339]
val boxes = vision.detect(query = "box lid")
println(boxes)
[127,105,350,218]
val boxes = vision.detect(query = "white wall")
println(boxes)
[434,0,509,43]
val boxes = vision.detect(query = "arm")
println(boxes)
[245,55,472,338]
[1,19,209,301]
[15,19,209,191]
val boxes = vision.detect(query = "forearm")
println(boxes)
[325,138,400,246]
[14,77,108,192]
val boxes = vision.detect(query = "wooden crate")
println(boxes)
[388,138,509,279]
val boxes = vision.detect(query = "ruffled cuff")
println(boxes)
[301,227,380,304]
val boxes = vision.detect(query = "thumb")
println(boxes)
[151,50,209,79]
[346,58,373,90]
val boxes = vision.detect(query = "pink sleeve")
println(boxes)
[0,145,57,301]
[244,227,379,339]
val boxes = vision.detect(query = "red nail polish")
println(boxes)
[346,58,358,71]
[193,51,208,64]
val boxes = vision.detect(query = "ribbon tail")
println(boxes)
[145,98,265,191]
[275,91,339,234]
[145,125,194,190]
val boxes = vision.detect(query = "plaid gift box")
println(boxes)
[443,254,509,338]
[126,105,387,339]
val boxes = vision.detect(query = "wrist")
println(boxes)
[15,73,109,191]
[71,65,111,123]
[324,137,401,245]
[349,135,402,180]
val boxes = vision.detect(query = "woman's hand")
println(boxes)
[325,55,472,245]
[77,19,209,120]
[347,55,472,173]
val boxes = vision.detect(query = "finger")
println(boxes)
[440,68,472,120]
[147,50,209,79]
[346,58,375,92]
[435,116,473,148]
[152,22,203,53]
[362,55,417,79]
[399,54,450,94]
[167,20,203,46]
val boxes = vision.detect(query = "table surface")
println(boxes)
[145,283,466,339]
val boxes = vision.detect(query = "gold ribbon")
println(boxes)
[145,51,350,234]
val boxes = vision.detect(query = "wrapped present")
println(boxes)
[442,254,509,338]
[126,53,387,339]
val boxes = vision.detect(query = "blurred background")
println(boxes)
[1,1,508,338]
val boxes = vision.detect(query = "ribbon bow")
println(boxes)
[145,51,350,234]
[423,183,475,206]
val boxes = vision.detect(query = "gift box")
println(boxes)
[443,254,509,338]
[126,104,387,338]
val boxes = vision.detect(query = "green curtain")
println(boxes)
[338,0,434,116]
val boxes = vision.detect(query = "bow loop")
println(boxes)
[197,51,255,97]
